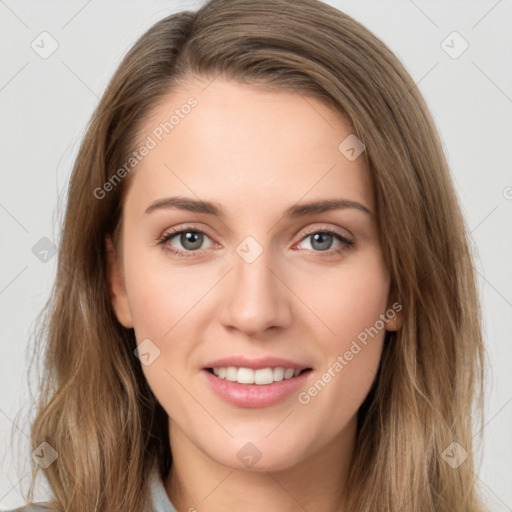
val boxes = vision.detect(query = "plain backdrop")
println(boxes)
[1,0,511,509]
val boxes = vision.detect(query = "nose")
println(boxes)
[218,245,293,336]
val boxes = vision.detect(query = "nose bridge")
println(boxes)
[220,235,291,334]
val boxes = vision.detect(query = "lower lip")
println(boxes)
[202,369,312,408]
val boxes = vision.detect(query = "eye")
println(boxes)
[157,226,354,259]
[294,229,354,256]
[157,226,214,258]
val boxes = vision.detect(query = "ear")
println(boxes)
[106,235,134,328]
[384,289,404,332]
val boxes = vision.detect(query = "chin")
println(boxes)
[202,436,309,473]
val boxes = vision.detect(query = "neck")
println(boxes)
[164,417,356,512]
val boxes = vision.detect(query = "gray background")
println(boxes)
[1,0,511,509]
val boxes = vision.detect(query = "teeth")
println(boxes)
[226,366,237,381]
[211,366,304,385]
[237,367,255,384]
[273,367,284,382]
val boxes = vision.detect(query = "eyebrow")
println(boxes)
[144,196,373,217]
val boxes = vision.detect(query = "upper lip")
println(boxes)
[203,356,311,371]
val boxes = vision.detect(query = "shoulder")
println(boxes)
[2,503,53,511]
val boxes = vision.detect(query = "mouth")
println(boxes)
[201,358,313,408]
[205,366,312,385]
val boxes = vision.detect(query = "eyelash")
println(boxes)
[157,225,355,259]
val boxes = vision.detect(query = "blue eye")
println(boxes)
[157,227,354,259]
[296,230,354,255]
[157,227,212,258]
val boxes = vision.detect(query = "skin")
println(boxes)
[107,77,404,512]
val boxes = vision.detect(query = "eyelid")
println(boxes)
[158,222,354,256]
[296,224,353,243]
[158,224,216,247]
[159,222,352,243]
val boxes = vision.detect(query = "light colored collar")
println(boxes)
[147,463,178,512]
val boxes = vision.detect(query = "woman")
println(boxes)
[6,0,488,510]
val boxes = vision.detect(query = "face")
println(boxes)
[108,77,403,472]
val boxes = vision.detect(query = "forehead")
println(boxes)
[125,77,374,218]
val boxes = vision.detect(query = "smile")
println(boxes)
[202,362,313,408]
[208,366,307,385]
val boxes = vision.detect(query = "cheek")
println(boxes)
[296,249,391,347]
[293,251,390,427]
[122,250,205,422]
[122,240,203,341]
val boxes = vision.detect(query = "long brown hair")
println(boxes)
[14,0,487,510]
